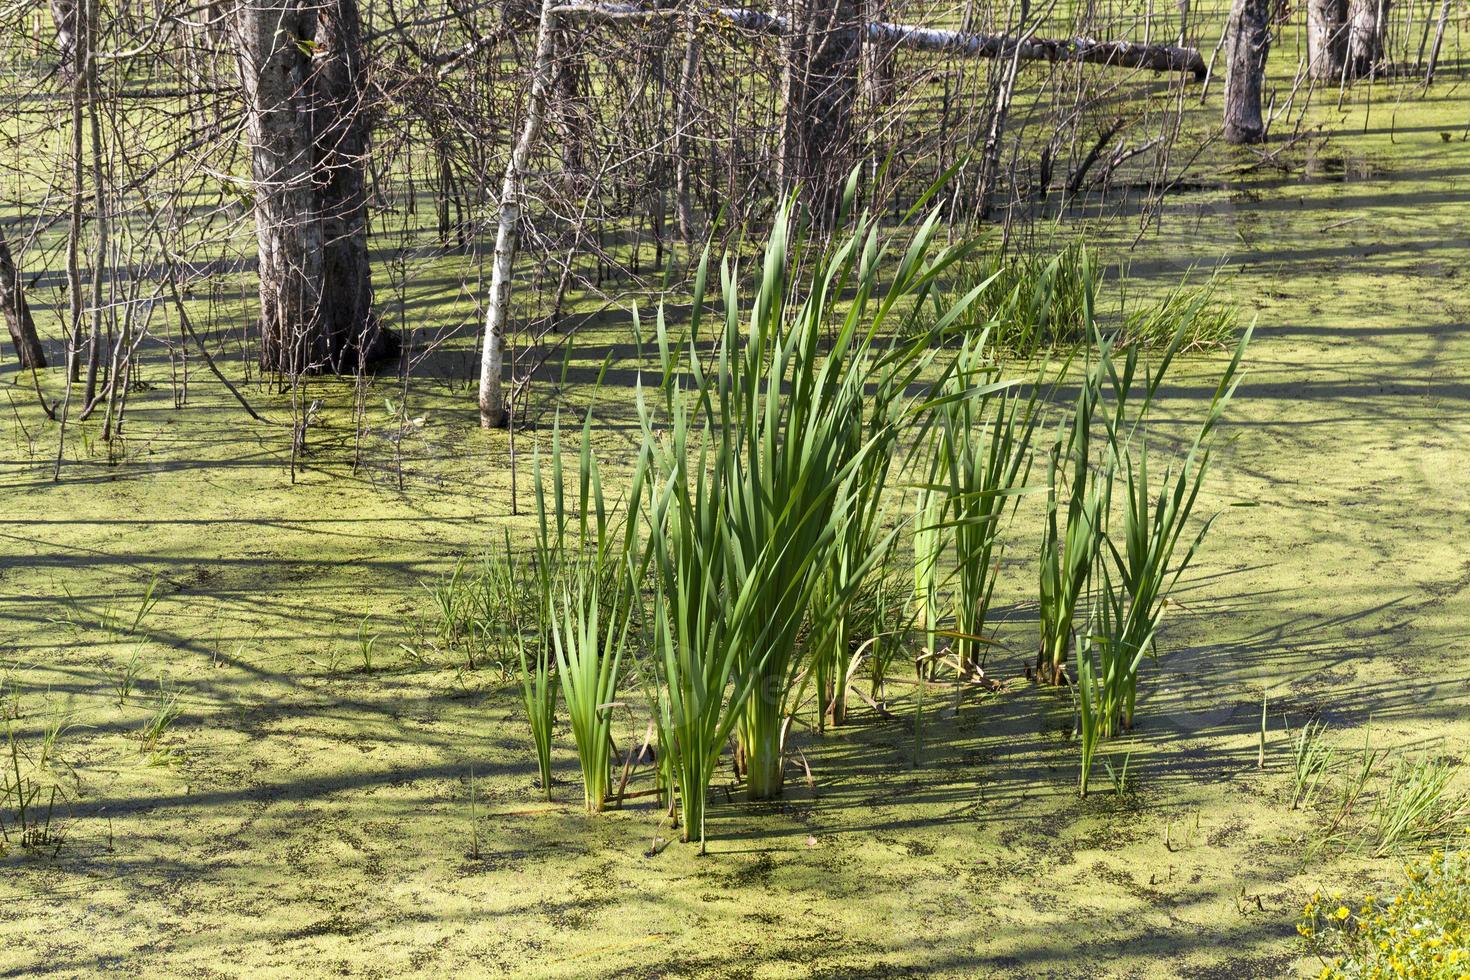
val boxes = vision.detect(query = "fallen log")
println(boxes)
[551,3,1207,78]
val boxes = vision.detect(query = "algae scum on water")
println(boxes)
[4,30,1470,980]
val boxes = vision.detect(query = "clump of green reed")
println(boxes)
[632,185,982,845]
[1371,755,1470,856]
[2,718,66,854]
[514,616,557,801]
[138,682,183,766]
[114,645,144,705]
[355,615,380,672]
[1040,269,1250,697]
[532,412,640,814]
[423,559,471,648]
[1036,334,1110,686]
[468,537,543,677]
[951,240,1237,356]
[926,329,1038,677]
[1299,729,1470,860]
[1310,725,1383,857]
[1290,719,1336,810]
[1120,275,1238,351]
[1103,751,1132,796]
[1083,321,1250,734]
[958,239,1096,352]
[38,700,78,771]
[811,396,901,728]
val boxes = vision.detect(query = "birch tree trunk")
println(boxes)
[0,237,45,369]
[477,0,559,429]
[558,5,1209,76]
[234,0,387,376]
[1223,0,1271,144]
[1306,0,1346,79]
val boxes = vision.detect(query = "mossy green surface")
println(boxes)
[2,71,1469,979]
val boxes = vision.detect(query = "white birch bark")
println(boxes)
[478,0,559,428]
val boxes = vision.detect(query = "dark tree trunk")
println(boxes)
[0,236,46,369]
[234,0,392,376]
[861,0,898,146]
[49,0,78,80]
[1307,0,1346,79]
[1345,0,1389,77]
[673,5,701,243]
[782,0,863,225]
[1223,0,1271,144]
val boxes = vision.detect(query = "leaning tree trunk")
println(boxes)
[1306,0,1346,79]
[1425,0,1451,83]
[1345,0,1389,77]
[0,236,45,369]
[783,0,863,225]
[234,0,388,376]
[477,0,558,429]
[1223,0,1271,144]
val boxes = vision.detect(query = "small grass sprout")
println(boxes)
[2,719,65,854]
[114,646,144,705]
[356,615,381,672]
[138,683,183,759]
[1290,719,1336,810]
[1104,751,1133,796]
[424,559,469,646]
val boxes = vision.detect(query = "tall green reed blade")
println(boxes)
[1093,321,1253,731]
[534,410,643,814]
[1076,635,1101,797]
[1037,364,1109,685]
[912,483,946,678]
[929,330,1040,676]
[517,639,557,800]
[810,387,902,728]
[511,551,557,800]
